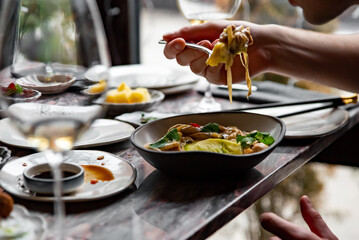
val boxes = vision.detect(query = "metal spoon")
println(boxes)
[159,40,213,55]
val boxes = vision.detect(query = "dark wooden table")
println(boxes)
[1,88,359,240]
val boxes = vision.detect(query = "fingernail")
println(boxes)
[302,195,311,205]
[174,42,183,50]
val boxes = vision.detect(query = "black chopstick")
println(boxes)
[229,94,358,118]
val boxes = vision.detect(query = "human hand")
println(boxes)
[162,20,270,85]
[260,195,338,240]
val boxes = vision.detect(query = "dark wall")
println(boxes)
[96,0,140,66]
[151,0,178,10]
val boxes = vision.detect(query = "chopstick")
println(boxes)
[229,94,358,118]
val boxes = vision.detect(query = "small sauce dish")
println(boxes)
[23,163,84,195]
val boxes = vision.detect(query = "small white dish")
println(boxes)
[0,118,135,149]
[0,150,136,202]
[93,89,165,116]
[1,86,41,103]
[80,88,105,97]
[15,74,77,94]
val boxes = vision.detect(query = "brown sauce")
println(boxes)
[81,165,114,183]
[33,170,76,179]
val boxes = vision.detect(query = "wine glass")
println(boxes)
[176,0,241,113]
[11,0,111,78]
[0,1,109,239]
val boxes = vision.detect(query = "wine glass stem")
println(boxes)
[204,83,213,98]
[45,150,65,240]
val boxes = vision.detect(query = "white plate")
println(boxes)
[84,64,109,83]
[115,111,180,127]
[282,108,349,139]
[93,90,165,116]
[15,74,77,94]
[157,81,198,95]
[108,64,199,89]
[0,150,136,202]
[0,204,47,240]
[0,118,135,149]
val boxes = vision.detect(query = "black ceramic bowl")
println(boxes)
[0,146,11,170]
[23,163,84,194]
[130,112,286,178]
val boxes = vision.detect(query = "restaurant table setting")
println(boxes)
[1,1,359,239]
[1,59,359,239]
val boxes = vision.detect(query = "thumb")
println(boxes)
[300,195,338,240]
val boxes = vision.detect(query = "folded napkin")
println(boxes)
[198,80,332,103]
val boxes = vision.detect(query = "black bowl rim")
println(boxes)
[130,111,286,159]
[23,163,84,183]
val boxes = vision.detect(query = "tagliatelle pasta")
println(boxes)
[206,25,253,102]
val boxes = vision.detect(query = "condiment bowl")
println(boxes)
[23,163,84,194]
[15,74,76,94]
[130,112,286,178]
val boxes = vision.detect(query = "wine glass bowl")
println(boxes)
[6,103,103,152]
[177,0,242,24]
[11,0,110,78]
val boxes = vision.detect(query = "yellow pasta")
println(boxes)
[206,25,253,102]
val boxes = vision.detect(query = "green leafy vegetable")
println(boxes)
[6,83,23,96]
[140,113,158,124]
[200,123,220,133]
[236,131,275,148]
[149,128,181,149]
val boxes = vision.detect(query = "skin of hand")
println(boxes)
[163,20,269,87]
[260,195,339,240]
[163,20,359,92]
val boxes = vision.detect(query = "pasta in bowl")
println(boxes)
[130,112,286,177]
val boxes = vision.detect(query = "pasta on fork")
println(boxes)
[206,25,253,102]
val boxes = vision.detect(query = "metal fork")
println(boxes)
[158,40,213,55]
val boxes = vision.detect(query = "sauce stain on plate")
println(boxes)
[81,165,115,183]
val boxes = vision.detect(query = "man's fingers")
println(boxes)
[300,195,338,240]
[260,212,322,240]
[163,38,186,59]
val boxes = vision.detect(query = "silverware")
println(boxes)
[159,40,213,55]
[230,94,358,118]
[218,84,258,92]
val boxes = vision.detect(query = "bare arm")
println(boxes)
[163,21,359,92]
[267,25,359,92]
